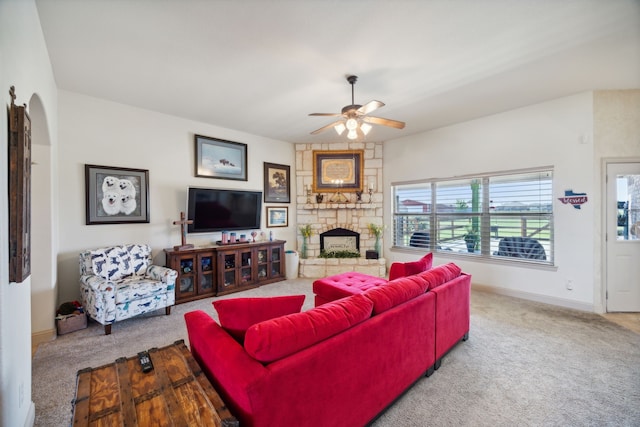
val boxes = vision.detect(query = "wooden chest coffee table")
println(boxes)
[72,339,238,426]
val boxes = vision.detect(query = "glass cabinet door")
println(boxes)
[257,248,268,281]
[222,252,237,288]
[240,249,253,284]
[198,253,215,295]
[178,256,196,297]
[271,247,282,278]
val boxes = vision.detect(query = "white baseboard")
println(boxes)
[24,401,35,427]
[472,283,595,312]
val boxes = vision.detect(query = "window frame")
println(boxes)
[392,167,554,266]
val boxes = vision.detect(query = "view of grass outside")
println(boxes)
[393,168,554,263]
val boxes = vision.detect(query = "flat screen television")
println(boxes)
[187,187,262,233]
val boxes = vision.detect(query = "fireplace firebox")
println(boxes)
[320,228,360,253]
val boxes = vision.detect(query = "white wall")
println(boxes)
[0,0,58,425]
[56,91,296,303]
[384,92,598,311]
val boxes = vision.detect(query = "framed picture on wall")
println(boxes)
[195,134,248,181]
[263,162,291,203]
[85,164,150,225]
[266,206,288,227]
[312,150,363,192]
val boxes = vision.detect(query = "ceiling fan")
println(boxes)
[309,75,406,140]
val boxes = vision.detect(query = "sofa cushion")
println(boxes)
[213,295,305,343]
[363,275,428,315]
[114,277,174,304]
[244,294,373,363]
[90,246,133,281]
[125,244,152,275]
[418,262,462,290]
[388,253,433,281]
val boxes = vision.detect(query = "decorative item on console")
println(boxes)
[172,212,195,251]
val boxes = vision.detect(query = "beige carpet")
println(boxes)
[32,279,640,426]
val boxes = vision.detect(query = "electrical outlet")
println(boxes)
[566,279,574,290]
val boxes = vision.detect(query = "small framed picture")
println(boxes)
[266,206,288,228]
[85,164,150,225]
[263,162,291,203]
[195,134,248,181]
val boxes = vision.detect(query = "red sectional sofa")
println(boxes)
[184,262,470,427]
[313,262,471,366]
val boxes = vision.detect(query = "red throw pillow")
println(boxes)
[244,294,373,363]
[388,253,433,281]
[417,263,462,290]
[213,295,305,343]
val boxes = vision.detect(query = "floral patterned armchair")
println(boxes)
[79,244,177,335]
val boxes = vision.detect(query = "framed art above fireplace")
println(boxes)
[312,150,363,193]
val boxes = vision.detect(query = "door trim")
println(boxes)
[602,157,640,313]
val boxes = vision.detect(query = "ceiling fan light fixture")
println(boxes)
[309,74,406,138]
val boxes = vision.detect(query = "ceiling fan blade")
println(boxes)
[309,113,342,117]
[310,120,343,135]
[357,100,385,115]
[363,115,406,129]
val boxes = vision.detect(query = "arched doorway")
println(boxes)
[28,94,57,344]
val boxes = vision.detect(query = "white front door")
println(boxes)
[606,162,640,312]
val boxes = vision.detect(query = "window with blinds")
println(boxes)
[392,168,554,265]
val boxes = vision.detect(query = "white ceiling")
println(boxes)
[35,0,640,144]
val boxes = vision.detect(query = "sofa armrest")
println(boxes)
[80,274,117,325]
[146,265,177,285]
[184,310,267,422]
[430,273,471,360]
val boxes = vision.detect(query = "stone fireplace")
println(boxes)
[294,141,386,278]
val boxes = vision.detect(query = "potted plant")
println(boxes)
[299,224,313,259]
[368,223,384,255]
[464,228,479,253]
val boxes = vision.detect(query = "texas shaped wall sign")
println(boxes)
[558,190,588,209]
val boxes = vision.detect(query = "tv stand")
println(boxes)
[165,240,286,303]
